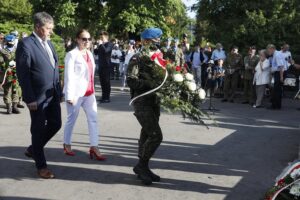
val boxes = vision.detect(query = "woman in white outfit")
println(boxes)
[253,50,271,108]
[63,29,106,161]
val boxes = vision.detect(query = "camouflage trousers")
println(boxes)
[224,72,239,100]
[243,78,255,104]
[134,104,163,162]
[2,82,21,104]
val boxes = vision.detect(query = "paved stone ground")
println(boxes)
[0,81,299,200]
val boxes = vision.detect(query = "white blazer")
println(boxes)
[254,59,271,85]
[63,47,96,102]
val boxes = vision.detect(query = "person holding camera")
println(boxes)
[110,43,122,80]
[281,43,292,71]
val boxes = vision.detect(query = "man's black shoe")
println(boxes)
[133,164,153,185]
[229,99,234,103]
[221,99,228,102]
[99,99,110,103]
[242,101,249,104]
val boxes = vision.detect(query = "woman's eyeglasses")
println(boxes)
[81,37,92,42]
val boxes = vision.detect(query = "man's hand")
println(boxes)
[27,101,38,111]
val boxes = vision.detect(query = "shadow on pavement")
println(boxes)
[0,197,48,200]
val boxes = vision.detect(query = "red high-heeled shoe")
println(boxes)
[63,144,75,156]
[89,147,106,161]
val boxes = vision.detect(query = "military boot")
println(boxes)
[146,168,161,182]
[12,103,21,114]
[133,163,153,185]
[6,104,12,114]
[17,102,25,108]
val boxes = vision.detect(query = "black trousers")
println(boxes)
[111,63,120,79]
[134,104,163,162]
[29,94,62,169]
[99,67,111,100]
[272,71,285,109]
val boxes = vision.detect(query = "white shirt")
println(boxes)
[271,50,285,72]
[211,49,226,61]
[124,49,135,65]
[254,59,271,85]
[33,31,54,65]
[281,50,292,70]
[111,49,122,64]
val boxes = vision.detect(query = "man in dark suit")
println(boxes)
[16,12,62,179]
[96,31,113,103]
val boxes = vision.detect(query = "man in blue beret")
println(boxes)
[127,28,165,185]
[0,34,23,114]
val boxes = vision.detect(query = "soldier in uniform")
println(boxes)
[222,46,243,103]
[166,39,185,67]
[127,28,165,185]
[0,34,23,114]
[242,46,259,105]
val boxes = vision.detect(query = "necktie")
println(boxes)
[42,40,55,67]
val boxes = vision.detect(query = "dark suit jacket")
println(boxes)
[97,42,113,69]
[16,33,61,105]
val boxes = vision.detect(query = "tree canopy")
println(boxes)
[28,0,190,39]
[194,0,300,53]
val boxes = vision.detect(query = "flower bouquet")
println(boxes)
[264,160,300,200]
[146,50,209,126]
[0,60,19,90]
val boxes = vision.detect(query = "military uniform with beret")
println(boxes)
[0,34,22,114]
[127,28,164,185]
[223,48,243,102]
[242,53,259,104]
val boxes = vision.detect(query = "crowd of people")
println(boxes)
[64,30,300,111]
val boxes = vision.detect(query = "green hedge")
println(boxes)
[0,22,66,65]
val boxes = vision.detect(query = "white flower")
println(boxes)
[186,82,197,91]
[9,60,16,67]
[173,73,184,82]
[198,88,206,100]
[185,73,194,81]
[290,182,300,196]
[291,169,300,179]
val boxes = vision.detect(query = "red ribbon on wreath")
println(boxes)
[150,52,167,69]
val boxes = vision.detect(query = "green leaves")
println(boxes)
[0,0,32,24]
[195,0,300,54]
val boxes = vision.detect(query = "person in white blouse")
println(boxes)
[63,29,106,161]
[253,50,271,108]
[121,42,136,90]
[110,44,122,80]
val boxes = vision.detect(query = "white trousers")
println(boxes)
[64,94,99,146]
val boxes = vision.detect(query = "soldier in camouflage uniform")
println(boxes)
[222,46,243,103]
[242,46,259,105]
[0,34,22,114]
[127,28,165,185]
[166,39,185,66]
